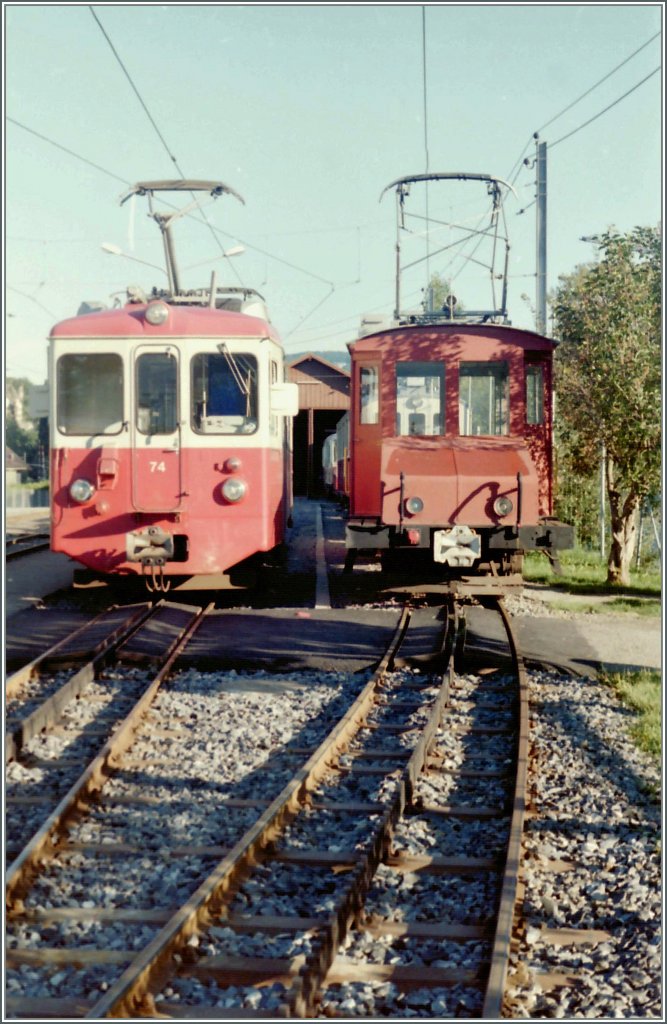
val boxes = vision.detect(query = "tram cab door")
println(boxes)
[130,345,183,512]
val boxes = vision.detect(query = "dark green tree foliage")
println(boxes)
[6,376,45,481]
[554,443,600,549]
[553,227,661,584]
[6,419,42,481]
[427,273,462,314]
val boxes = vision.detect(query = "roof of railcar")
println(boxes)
[49,303,283,344]
[349,321,557,353]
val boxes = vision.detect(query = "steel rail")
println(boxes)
[6,532,51,559]
[287,594,525,1020]
[6,604,155,762]
[5,604,152,700]
[5,603,209,912]
[481,597,529,1018]
[289,599,456,1017]
[86,605,412,1019]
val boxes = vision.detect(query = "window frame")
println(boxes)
[458,360,510,437]
[56,352,125,437]
[359,364,380,425]
[135,349,179,437]
[525,362,545,426]
[395,360,446,437]
[190,350,259,436]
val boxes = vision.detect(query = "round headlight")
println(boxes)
[70,478,95,503]
[225,456,243,472]
[145,301,170,326]
[405,496,424,515]
[494,495,514,517]
[222,477,247,503]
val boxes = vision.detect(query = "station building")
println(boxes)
[287,354,350,497]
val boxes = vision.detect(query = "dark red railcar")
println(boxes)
[344,173,573,574]
[345,320,573,572]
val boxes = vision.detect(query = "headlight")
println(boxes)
[70,478,95,503]
[225,456,243,472]
[222,477,247,503]
[145,301,170,325]
[494,495,514,517]
[405,496,424,515]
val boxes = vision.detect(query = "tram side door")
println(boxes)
[352,361,383,516]
[130,345,183,512]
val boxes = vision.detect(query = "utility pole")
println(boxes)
[600,441,606,560]
[536,137,547,335]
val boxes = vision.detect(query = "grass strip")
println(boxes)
[599,668,662,761]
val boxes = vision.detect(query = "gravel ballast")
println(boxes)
[6,655,660,1017]
[506,667,661,1019]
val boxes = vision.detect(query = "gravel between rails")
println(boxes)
[506,668,661,1020]
[5,668,153,858]
[5,667,370,1003]
[6,669,76,722]
[160,665,660,1019]
[6,661,660,1017]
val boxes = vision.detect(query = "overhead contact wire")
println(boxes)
[89,5,245,285]
[550,66,661,150]
[506,30,661,183]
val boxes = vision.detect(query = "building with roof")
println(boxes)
[6,447,29,486]
[287,354,350,497]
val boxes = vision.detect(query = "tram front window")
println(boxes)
[192,352,258,434]
[136,352,177,435]
[396,361,445,436]
[57,353,124,435]
[459,361,509,436]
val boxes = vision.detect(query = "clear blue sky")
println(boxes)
[4,2,663,384]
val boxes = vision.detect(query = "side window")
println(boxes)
[191,352,258,434]
[359,365,379,424]
[136,352,177,435]
[526,364,544,425]
[396,361,445,436]
[459,361,509,436]
[57,353,123,435]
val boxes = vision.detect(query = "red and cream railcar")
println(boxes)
[344,320,573,573]
[49,296,298,590]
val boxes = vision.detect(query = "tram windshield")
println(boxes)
[395,361,445,436]
[136,352,177,435]
[459,361,509,436]
[191,352,258,434]
[56,353,124,435]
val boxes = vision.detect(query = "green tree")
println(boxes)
[6,418,41,480]
[553,226,661,585]
[426,272,461,315]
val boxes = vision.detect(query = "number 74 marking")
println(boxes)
[149,461,167,473]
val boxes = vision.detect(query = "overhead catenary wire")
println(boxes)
[505,30,662,184]
[550,66,661,150]
[7,285,59,320]
[6,118,334,290]
[283,284,337,340]
[89,6,181,174]
[6,117,129,186]
[422,5,431,290]
[541,31,660,135]
[88,8,244,288]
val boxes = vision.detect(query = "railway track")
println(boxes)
[6,531,51,560]
[6,594,528,1019]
